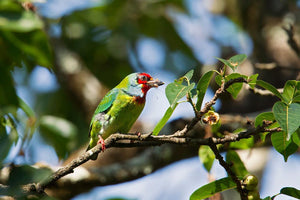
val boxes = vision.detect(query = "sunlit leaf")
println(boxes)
[166,82,195,108]
[152,104,177,136]
[229,137,254,150]
[0,9,43,32]
[196,71,214,110]
[39,115,77,158]
[282,80,300,104]
[18,97,34,117]
[280,187,300,199]
[182,70,194,82]
[215,73,246,99]
[256,80,283,100]
[190,177,237,200]
[216,54,247,71]
[226,150,248,177]
[254,112,274,128]
[271,131,300,161]
[273,102,300,139]
[198,145,215,172]
[248,74,258,89]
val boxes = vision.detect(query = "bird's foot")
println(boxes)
[97,135,106,151]
[135,131,141,137]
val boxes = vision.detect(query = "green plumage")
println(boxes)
[87,73,147,160]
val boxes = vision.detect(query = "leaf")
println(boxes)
[280,187,300,199]
[18,97,35,117]
[0,119,13,163]
[282,80,300,104]
[293,95,300,103]
[183,70,194,81]
[216,54,247,71]
[39,115,77,158]
[0,67,18,108]
[166,82,195,108]
[0,10,43,32]
[152,104,178,136]
[271,131,299,161]
[254,112,275,128]
[229,137,254,150]
[215,73,246,99]
[262,197,272,200]
[256,80,283,100]
[1,30,53,68]
[190,177,237,200]
[226,150,249,177]
[248,74,258,89]
[198,145,215,172]
[273,102,300,139]
[225,73,246,99]
[196,71,214,110]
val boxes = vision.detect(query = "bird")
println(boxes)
[87,72,164,160]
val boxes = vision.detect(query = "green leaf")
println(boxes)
[282,80,300,104]
[216,54,247,71]
[18,97,35,117]
[198,145,215,172]
[226,150,249,177]
[262,197,272,200]
[273,102,300,139]
[215,73,246,99]
[166,82,195,108]
[256,80,283,100]
[190,177,237,200]
[248,74,258,89]
[176,70,194,84]
[254,112,274,128]
[271,131,299,161]
[39,115,77,158]
[183,70,194,81]
[1,30,53,68]
[229,137,254,150]
[293,95,300,103]
[196,71,214,110]
[0,67,18,108]
[152,104,178,136]
[0,119,13,163]
[225,73,246,99]
[280,187,300,199]
[0,9,43,32]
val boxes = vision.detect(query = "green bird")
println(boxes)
[87,72,164,160]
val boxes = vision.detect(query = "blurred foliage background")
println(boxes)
[1,0,300,199]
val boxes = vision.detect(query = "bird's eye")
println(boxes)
[141,75,147,81]
[138,75,148,82]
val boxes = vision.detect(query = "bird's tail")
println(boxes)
[86,145,98,160]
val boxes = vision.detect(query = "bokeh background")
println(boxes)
[1,0,300,199]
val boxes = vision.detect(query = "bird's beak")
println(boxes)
[147,78,164,88]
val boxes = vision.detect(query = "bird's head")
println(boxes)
[118,72,164,98]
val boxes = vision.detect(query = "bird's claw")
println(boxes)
[97,135,106,151]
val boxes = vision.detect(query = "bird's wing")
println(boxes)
[88,88,119,137]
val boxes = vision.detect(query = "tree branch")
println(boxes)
[26,120,278,194]
[208,139,247,200]
[22,77,262,198]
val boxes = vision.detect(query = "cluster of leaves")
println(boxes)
[255,80,300,161]
[152,54,300,199]
[0,0,80,164]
